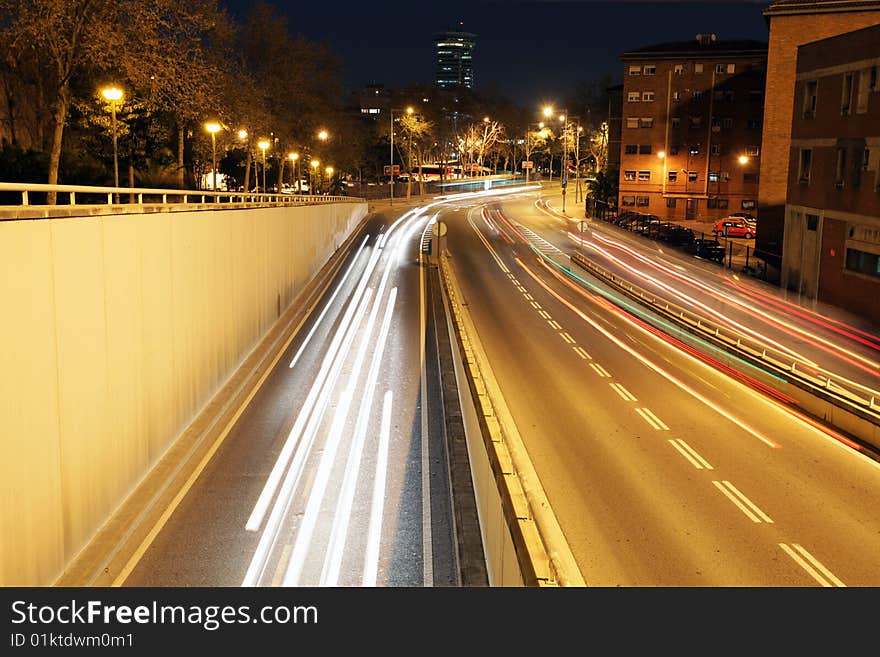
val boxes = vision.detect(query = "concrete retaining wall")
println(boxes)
[0,202,367,585]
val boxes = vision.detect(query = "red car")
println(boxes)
[714,219,755,239]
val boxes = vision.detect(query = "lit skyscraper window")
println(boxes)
[434,29,477,89]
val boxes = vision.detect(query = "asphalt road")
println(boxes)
[124,204,467,587]
[442,189,880,586]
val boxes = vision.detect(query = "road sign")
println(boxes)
[383,164,400,175]
[521,161,534,170]
[431,220,447,237]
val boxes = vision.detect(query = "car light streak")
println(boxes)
[284,284,399,586]
[242,286,376,585]
[567,232,816,366]
[582,231,880,374]
[516,256,782,448]
[363,390,393,587]
[288,234,371,370]
[247,246,384,532]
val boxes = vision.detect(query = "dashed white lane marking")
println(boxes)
[523,293,534,300]
[778,543,845,587]
[668,438,714,469]
[634,407,669,430]
[548,320,562,330]
[560,332,576,344]
[609,382,637,401]
[712,480,774,523]
[538,310,552,320]
[590,363,611,378]
[531,301,541,310]
[573,346,592,360]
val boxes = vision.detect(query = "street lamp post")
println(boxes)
[101,86,123,202]
[257,139,270,194]
[205,121,221,192]
[310,159,319,195]
[325,166,334,195]
[289,152,300,193]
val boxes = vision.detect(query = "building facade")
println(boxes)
[617,35,768,223]
[783,24,880,324]
[434,30,476,89]
[756,0,880,281]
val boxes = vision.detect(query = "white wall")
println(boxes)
[0,202,367,585]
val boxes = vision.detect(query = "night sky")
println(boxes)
[223,1,772,104]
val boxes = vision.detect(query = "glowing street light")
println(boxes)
[739,155,750,165]
[310,159,320,195]
[205,121,222,192]
[257,139,270,194]
[325,165,334,193]
[101,86,123,201]
[318,129,329,141]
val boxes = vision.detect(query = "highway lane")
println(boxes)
[122,203,465,587]
[444,195,880,585]
[509,194,880,404]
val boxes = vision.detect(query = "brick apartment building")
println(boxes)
[756,0,880,282]
[617,35,767,223]
[783,24,880,325]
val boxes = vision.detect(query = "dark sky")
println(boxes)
[223,1,771,104]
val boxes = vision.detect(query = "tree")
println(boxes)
[398,111,434,197]
[587,167,618,218]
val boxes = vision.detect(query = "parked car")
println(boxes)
[664,225,696,246]
[724,211,756,225]
[686,238,727,263]
[714,219,756,239]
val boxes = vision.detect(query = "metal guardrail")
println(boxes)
[0,181,364,218]
[561,248,880,422]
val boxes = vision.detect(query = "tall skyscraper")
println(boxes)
[434,27,476,89]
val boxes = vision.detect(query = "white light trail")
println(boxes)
[363,390,393,587]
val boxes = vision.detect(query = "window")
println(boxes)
[639,144,652,154]
[624,170,637,181]
[745,146,760,156]
[666,197,677,208]
[622,195,636,206]
[727,63,736,74]
[846,248,880,278]
[638,170,651,181]
[636,196,650,207]
[718,198,729,209]
[720,171,730,182]
[689,145,700,155]
[693,90,705,101]
[672,91,681,102]
[711,143,721,156]
[749,90,763,102]
[744,172,759,184]
[688,171,698,182]
[862,148,871,171]
[669,145,680,156]
[747,118,761,129]
[708,171,719,183]
[803,80,818,118]
[806,214,819,231]
[695,63,704,74]
[644,64,656,75]
[628,91,641,102]
[835,147,847,187]
[742,199,756,210]
[674,64,685,75]
[689,116,702,128]
[725,90,735,102]
[857,69,871,114]
[671,117,681,128]
[640,117,654,128]
[629,65,641,75]
[626,117,640,129]
[714,90,724,101]
[722,118,733,129]
[642,91,655,102]
[625,144,638,154]
[799,148,812,183]
[841,72,853,115]
[715,63,726,74]
[872,66,878,91]
[668,171,678,182]
[708,198,729,209]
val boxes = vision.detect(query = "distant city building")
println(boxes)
[756,0,880,282]
[434,29,476,89]
[782,24,880,324]
[617,35,768,223]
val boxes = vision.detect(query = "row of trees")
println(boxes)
[0,0,619,201]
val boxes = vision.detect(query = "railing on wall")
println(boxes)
[0,182,364,219]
